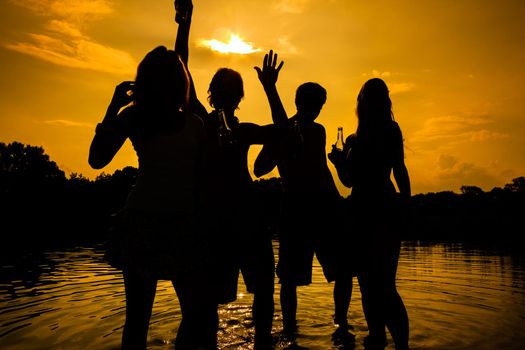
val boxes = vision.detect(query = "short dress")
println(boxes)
[104,107,209,280]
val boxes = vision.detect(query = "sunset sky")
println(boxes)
[1,0,524,195]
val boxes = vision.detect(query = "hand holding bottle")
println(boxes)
[328,127,346,166]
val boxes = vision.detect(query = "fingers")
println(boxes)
[263,53,268,69]
[276,60,284,73]
[254,66,262,76]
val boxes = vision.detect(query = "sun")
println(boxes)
[200,33,260,54]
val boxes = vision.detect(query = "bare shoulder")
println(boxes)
[312,122,326,134]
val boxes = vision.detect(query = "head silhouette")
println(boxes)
[133,46,190,132]
[356,78,394,131]
[208,68,244,111]
[295,82,327,121]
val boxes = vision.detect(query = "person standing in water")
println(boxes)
[253,57,342,338]
[89,45,217,349]
[172,1,277,348]
[328,78,411,350]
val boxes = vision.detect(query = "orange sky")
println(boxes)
[1,0,524,195]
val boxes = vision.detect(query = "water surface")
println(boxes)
[1,243,524,349]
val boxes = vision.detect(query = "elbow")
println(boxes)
[88,155,107,170]
[253,165,266,178]
[340,178,353,189]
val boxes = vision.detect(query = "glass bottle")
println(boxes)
[334,127,344,151]
[218,109,233,146]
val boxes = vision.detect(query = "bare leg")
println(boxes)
[280,283,297,334]
[385,290,409,350]
[253,288,274,349]
[384,244,409,350]
[173,275,218,350]
[334,278,353,328]
[122,272,157,350]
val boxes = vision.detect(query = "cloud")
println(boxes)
[43,119,94,128]
[276,36,300,55]
[433,154,499,190]
[6,0,136,75]
[363,70,392,78]
[389,82,415,94]
[410,115,509,146]
[274,0,310,14]
[9,0,113,18]
[361,71,414,94]
[6,34,136,75]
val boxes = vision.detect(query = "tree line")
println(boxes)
[1,141,523,251]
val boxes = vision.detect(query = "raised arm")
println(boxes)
[173,0,208,117]
[88,82,133,169]
[174,0,193,64]
[254,50,287,127]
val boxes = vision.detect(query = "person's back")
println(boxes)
[277,117,338,197]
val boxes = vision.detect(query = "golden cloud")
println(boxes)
[274,0,309,14]
[410,115,509,145]
[6,34,136,75]
[7,0,136,75]
[9,0,113,18]
[44,119,94,128]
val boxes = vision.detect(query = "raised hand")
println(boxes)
[174,0,193,24]
[254,50,284,88]
[110,81,135,110]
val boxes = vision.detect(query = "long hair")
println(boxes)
[356,78,394,135]
[133,46,190,132]
[207,68,244,111]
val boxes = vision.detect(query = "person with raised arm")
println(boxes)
[253,63,344,339]
[89,44,217,349]
[172,2,280,348]
[328,78,411,350]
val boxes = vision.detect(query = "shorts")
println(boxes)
[276,193,340,285]
[210,189,275,303]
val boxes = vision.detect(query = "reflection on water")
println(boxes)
[1,243,525,349]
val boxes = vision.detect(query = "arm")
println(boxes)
[174,0,193,65]
[254,143,278,178]
[238,123,276,146]
[88,82,133,169]
[173,0,208,118]
[392,125,411,198]
[254,50,287,128]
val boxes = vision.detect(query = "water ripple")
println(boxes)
[1,243,525,349]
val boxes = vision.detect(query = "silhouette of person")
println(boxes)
[173,3,275,348]
[88,46,217,350]
[328,78,411,350]
[253,56,341,337]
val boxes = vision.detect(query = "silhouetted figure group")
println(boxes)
[88,1,411,349]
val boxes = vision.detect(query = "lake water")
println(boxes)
[1,242,524,350]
